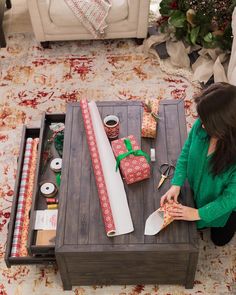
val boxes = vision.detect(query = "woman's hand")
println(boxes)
[167,203,200,221]
[160,185,181,206]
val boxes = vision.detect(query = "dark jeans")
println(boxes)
[210,211,236,246]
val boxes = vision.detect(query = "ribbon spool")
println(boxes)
[46,198,58,204]
[47,204,58,210]
[40,182,58,198]
[50,158,62,172]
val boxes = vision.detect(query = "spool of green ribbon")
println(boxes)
[56,172,61,186]
[115,138,151,171]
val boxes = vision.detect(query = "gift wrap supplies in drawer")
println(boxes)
[111,135,151,184]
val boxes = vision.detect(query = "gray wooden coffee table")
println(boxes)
[56,100,199,290]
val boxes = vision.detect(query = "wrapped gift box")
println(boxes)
[111,135,150,184]
[141,99,159,138]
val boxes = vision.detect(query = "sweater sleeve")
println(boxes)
[198,171,236,223]
[171,120,198,186]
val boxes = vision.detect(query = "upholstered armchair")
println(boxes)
[27,0,150,47]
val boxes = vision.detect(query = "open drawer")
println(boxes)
[28,113,65,256]
[5,113,65,267]
[5,127,56,267]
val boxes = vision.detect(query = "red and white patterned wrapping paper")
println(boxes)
[111,135,151,184]
[141,99,159,138]
[80,99,116,236]
[144,203,174,235]
[11,137,33,257]
[19,138,39,256]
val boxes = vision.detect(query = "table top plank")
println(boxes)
[76,117,91,245]
[100,105,114,119]
[168,102,190,243]
[56,105,73,249]
[126,104,145,244]
[112,105,128,138]
[64,107,84,245]
[88,165,113,245]
[87,106,114,245]
[159,101,189,243]
[106,105,129,245]
[141,137,156,245]
[165,103,183,165]
[152,102,172,244]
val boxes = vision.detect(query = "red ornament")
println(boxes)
[170,1,178,9]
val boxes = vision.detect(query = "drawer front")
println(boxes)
[28,113,65,255]
[7,256,56,266]
[5,127,56,267]
[63,251,188,286]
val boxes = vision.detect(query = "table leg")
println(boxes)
[185,252,199,289]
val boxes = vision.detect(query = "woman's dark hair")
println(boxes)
[194,82,236,176]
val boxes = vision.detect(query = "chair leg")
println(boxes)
[6,0,12,9]
[135,38,144,45]
[41,41,50,49]
[0,26,6,48]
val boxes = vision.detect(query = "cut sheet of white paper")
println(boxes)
[88,101,134,236]
[144,210,164,235]
[34,210,58,230]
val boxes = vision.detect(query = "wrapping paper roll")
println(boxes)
[19,138,39,256]
[88,101,134,236]
[11,138,33,257]
[80,100,116,236]
[141,99,159,138]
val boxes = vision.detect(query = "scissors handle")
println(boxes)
[159,163,175,178]
[157,174,168,189]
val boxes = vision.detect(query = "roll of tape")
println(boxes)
[40,182,57,198]
[150,148,156,162]
[50,158,62,172]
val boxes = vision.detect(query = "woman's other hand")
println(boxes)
[167,203,200,221]
[160,185,181,206]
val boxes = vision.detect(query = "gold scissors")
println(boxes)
[157,163,175,189]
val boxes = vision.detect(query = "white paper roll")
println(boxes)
[88,101,134,236]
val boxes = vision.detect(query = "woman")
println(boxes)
[161,82,236,246]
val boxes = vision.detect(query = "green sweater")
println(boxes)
[171,118,236,228]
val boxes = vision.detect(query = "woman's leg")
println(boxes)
[211,212,236,246]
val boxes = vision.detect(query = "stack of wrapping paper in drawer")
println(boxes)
[141,99,159,138]
[11,137,39,257]
[112,135,151,184]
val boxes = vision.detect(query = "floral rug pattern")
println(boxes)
[0,33,235,295]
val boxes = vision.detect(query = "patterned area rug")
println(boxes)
[0,33,235,295]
